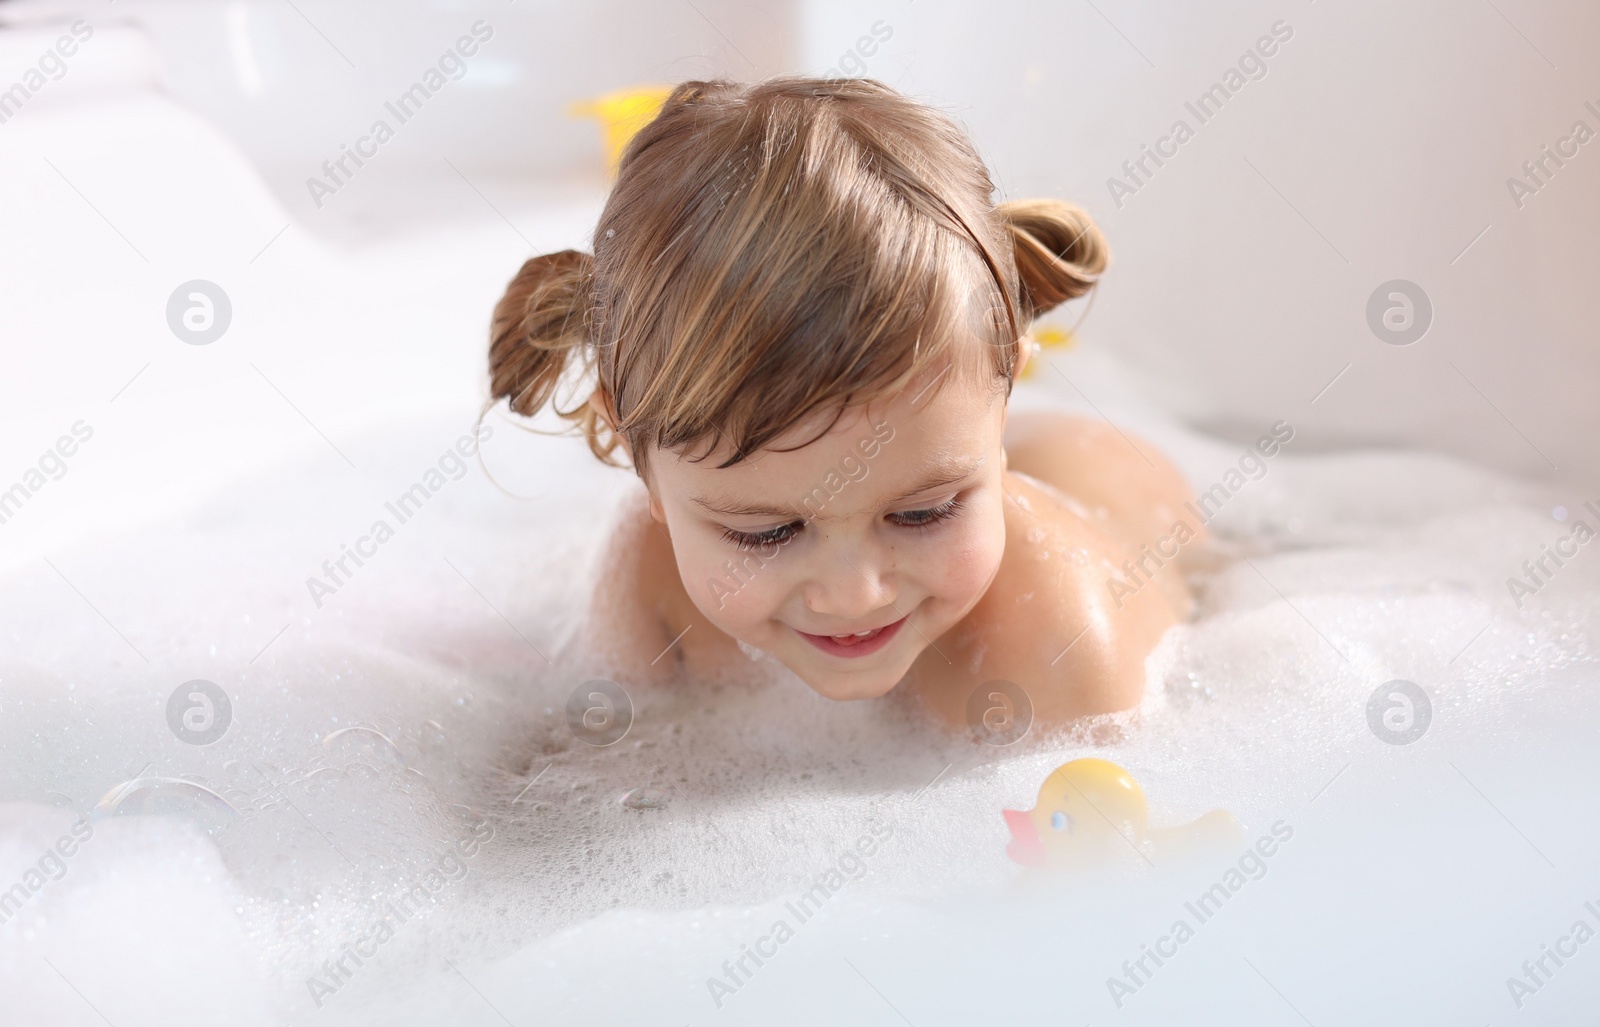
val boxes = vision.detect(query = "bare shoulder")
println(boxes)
[1004,408,1206,553]
[582,484,742,682]
[581,486,680,680]
[904,470,1179,727]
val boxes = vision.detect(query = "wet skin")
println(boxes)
[582,350,1201,729]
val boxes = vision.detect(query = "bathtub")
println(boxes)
[2,23,1598,1027]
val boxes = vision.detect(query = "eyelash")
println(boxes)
[719,496,966,552]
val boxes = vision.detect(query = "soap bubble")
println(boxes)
[96,776,237,833]
[619,787,669,811]
[323,726,407,771]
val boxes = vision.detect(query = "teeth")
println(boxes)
[853,630,874,637]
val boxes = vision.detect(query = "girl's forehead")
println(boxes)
[655,361,1005,503]
[726,355,1000,458]
[776,342,1005,442]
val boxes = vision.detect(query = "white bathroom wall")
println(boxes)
[6,0,1594,485]
[798,0,1600,485]
[1,0,801,238]
[0,0,798,174]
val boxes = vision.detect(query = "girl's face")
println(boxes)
[641,362,1011,701]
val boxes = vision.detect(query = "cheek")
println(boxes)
[920,508,1005,603]
[672,529,788,629]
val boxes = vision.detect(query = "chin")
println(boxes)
[795,665,905,702]
[763,620,926,702]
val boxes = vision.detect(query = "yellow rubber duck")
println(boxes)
[1001,758,1240,871]
[568,85,677,178]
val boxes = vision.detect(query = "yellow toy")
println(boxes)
[568,85,677,178]
[1001,758,1240,870]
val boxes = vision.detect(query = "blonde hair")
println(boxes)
[488,76,1106,479]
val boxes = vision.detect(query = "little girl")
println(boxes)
[486,77,1199,729]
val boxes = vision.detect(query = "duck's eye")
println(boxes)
[1050,811,1072,832]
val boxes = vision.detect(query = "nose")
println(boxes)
[801,546,898,621]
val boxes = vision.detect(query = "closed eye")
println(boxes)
[719,495,966,553]
[720,522,801,552]
[723,492,966,547]
[888,495,964,530]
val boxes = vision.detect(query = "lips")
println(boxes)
[795,616,907,659]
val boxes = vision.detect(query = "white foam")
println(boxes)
[3,74,1597,1027]
[3,384,1597,1023]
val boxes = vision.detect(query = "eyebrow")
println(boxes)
[690,457,982,520]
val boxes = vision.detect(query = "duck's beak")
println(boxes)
[1002,808,1046,867]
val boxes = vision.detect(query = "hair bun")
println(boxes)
[488,249,595,418]
[999,198,1109,320]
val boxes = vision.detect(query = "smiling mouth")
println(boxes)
[795,616,908,658]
